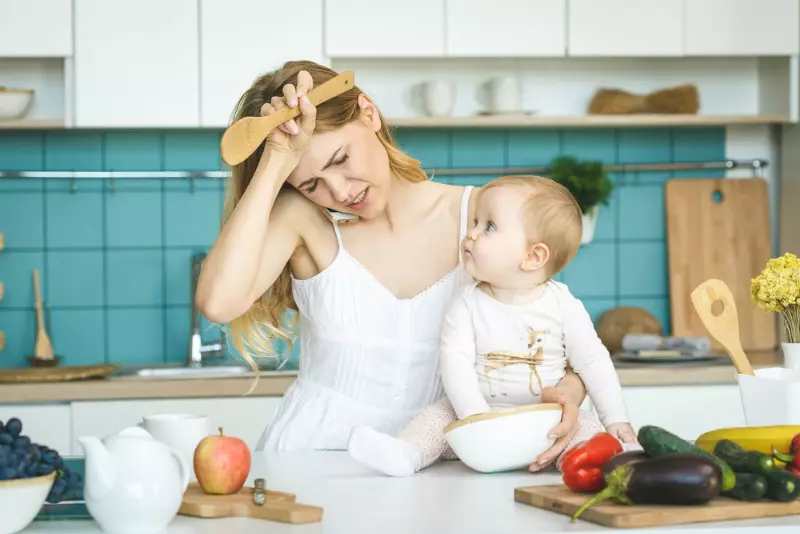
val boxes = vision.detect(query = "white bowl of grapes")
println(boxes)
[0,417,83,534]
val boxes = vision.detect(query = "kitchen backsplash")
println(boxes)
[0,127,726,369]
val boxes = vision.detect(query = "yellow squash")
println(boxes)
[695,426,800,457]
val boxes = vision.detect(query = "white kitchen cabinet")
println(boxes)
[72,0,200,127]
[0,404,72,456]
[683,0,799,56]
[0,0,72,57]
[621,385,746,441]
[70,397,281,456]
[567,0,683,57]
[199,0,326,127]
[324,0,445,57]
[445,0,566,57]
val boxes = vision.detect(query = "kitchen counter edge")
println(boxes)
[0,351,782,404]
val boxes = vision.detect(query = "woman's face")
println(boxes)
[285,97,392,220]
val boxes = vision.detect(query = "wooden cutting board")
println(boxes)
[515,484,800,529]
[179,483,323,524]
[665,178,775,352]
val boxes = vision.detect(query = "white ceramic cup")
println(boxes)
[410,80,456,117]
[140,414,211,482]
[477,75,521,114]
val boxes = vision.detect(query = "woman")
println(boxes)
[196,60,587,469]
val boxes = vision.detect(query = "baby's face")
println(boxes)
[462,186,532,287]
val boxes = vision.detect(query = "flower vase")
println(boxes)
[581,207,598,245]
[782,342,800,370]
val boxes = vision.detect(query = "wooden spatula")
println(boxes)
[220,70,355,166]
[690,278,755,375]
[32,269,54,360]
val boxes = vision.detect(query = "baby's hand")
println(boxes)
[606,422,637,444]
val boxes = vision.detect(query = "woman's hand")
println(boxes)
[259,70,317,159]
[529,386,580,472]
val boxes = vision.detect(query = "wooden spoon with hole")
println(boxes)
[32,269,54,360]
[220,70,355,166]
[690,278,755,375]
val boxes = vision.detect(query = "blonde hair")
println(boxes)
[482,175,582,276]
[222,60,428,368]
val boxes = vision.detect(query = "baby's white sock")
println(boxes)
[347,426,422,477]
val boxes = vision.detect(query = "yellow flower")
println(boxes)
[750,253,800,312]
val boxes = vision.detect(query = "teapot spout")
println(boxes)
[78,436,115,501]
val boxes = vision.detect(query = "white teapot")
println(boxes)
[79,426,190,534]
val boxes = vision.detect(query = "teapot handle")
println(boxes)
[164,444,191,493]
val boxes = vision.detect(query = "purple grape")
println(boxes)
[5,418,22,438]
[0,433,12,446]
[13,435,30,449]
[1,466,16,480]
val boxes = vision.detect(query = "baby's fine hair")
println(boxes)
[482,175,583,276]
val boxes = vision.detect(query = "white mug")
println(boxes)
[141,413,211,482]
[477,75,521,114]
[409,80,456,117]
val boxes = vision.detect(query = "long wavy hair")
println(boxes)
[222,60,428,371]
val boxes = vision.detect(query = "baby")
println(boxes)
[347,175,636,477]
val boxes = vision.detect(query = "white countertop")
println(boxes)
[24,451,800,534]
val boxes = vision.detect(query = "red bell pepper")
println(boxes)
[559,432,623,493]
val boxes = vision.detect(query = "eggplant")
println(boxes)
[572,453,722,523]
[603,450,650,478]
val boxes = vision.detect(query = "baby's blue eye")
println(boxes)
[485,221,496,232]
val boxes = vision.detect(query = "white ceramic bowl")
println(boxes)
[0,88,34,119]
[444,403,563,473]
[0,472,55,534]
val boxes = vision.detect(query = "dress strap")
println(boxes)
[331,220,344,247]
[458,186,474,263]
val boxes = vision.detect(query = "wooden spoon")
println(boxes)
[32,269,54,359]
[220,70,356,166]
[690,278,755,376]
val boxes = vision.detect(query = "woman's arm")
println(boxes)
[529,369,587,472]
[196,74,317,324]
[196,157,306,324]
[555,367,587,407]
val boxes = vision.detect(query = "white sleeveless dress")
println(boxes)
[255,186,475,452]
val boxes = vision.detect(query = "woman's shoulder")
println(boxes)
[424,181,482,222]
[273,186,330,232]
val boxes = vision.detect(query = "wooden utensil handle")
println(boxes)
[33,269,45,327]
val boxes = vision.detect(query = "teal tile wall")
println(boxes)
[0,127,726,369]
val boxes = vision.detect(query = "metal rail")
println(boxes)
[0,158,769,180]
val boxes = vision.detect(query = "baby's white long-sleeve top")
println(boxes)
[439,281,630,427]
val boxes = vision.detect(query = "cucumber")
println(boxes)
[723,472,768,501]
[637,425,736,491]
[713,439,775,477]
[765,469,800,502]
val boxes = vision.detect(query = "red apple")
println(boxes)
[194,427,251,495]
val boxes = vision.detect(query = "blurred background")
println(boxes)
[0,0,797,378]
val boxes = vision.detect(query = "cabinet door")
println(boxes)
[568,0,683,56]
[0,404,72,456]
[325,0,445,57]
[71,397,282,456]
[73,0,200,127]
[0,0,72,57]
[684,0,799,56]
[200,0,326,127]
[622,385,745,441]
[446,0,566,57]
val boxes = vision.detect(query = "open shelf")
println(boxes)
[387,114,790,129]
[0,119,65,129]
